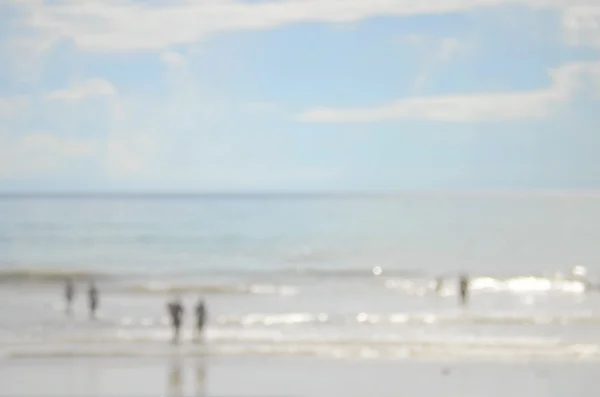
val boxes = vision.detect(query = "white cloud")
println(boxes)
[298,61,600,123]
[106,134,159,177]
[437,38,461,62]
[400,34,424,45]
[562,5,600,48]
[242,101,282,115]
[0,132,95,179]
[47,78,117,102]
[160,51,188,69]
[8,0,594,53]
[406,36,465,93]
[2,30,62,84]
[0,96,29,118]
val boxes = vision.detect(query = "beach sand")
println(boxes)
[0,356,596,397]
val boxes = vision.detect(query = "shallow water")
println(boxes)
[1,193,600,361]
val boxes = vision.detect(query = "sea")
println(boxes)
[1,192,600,362]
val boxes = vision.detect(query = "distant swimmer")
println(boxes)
[195,298,207,341]
[167,296,184,344]
[64,278,75,314]
[88,281,99,319]
[459,273,470,306]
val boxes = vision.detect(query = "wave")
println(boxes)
[0,266,591,297]
[384,275,588,295]
[0,326,583,347]
[214,311,600,327]
[36,309,600,329]
[120,276,589,297]
[0,268,110,284]
[469,276,586,294]
[282,266,422,277]
[0,264,422,278]
[124,282,298,296]
[3,334,599,361]
[238,310,599,327]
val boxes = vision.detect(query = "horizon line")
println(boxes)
[1,189,600,199]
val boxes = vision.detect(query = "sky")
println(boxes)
[0,0,600,192]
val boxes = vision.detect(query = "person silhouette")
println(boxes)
[435,276,444,295]
[194,298,207,342]
[167,296,184,344]
[88,281,99,319]
[64,278,75,314]
[459,273,470,306]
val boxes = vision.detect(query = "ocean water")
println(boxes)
[1,193,600,362]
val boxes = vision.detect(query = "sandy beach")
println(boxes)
[1,355,598,397]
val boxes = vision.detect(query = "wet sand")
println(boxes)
[0,356,596,397]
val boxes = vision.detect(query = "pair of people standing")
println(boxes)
[64,278,99,318]
[167,297,207,344]
[433,273,470,306]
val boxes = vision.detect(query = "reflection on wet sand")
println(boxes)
[166,356,207,397]
[167,359,183,397]
[196,358,207,397]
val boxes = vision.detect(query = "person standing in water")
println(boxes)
[88,281,99,319]
[64,278,75,314]
[195,298,206,341]
[435,276,444,295]
[459,273,470,306]
[167,296,184,344]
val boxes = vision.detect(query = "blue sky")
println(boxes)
[1,0,600,192]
